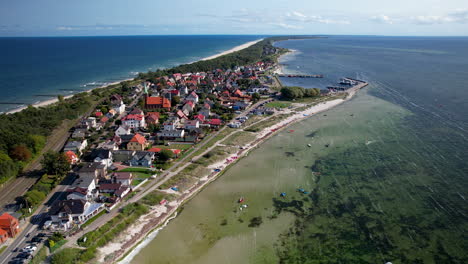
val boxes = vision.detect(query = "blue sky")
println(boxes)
[1,0,468,36]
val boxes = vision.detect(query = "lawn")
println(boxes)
[151,144,193,151]
[265,101,291,108]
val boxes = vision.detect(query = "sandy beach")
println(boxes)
[201,39,263,61]
[5,79,132,115]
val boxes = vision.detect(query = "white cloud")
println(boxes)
[370,15,394,24]
[412,9,468,24]
[269,23,303,29]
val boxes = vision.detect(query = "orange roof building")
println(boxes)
[145,96,171,110]
[127,134,148,151]
[0,229,8,243]
[0,213,20,239]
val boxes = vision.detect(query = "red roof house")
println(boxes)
[145,96,171,110]
[0,213,20,239]
[65,151,79,165]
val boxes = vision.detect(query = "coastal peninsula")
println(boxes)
[0,36,366,264]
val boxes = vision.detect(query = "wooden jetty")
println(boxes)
[277,74,324,78]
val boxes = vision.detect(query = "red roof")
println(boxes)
[148,148,181,155]
[122,114,144,121]
[176,110,188,119]
[0,213,17,226]
[208,119,222,125]
[185,101,194,107]
[66,187,88,195]
[130,134,147,145]
[194,114,205,121]
[95,111,103,117]
[146,96,171,108]
[113,172,133,179]
[101,116,109,123]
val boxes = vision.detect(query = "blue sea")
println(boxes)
[0,35,263,113]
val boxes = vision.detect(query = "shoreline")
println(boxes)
[105,82,367,263]
[4,39,263,115]
[200,39,263,61]
[5,79,133,115]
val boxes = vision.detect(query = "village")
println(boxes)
[47,60,280,232]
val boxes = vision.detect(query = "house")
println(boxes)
[186,91,199,103]
[97,140,118,151]
[199,108,211,118]
[0,213,20,241]
[233,101,250,110]
[163,117,180,131]
[112,172,133,186]
[148,148,181,158]
[157,130,185,141]
[112,150,135,164]
[95,111,103,118]
[127,134,148,151]
[66,187,92,201]
[194,114,205,122]
[185,120,200,130]
[176,110,188,120]
[110,94,123,105]
[106,109,117,118]
[81,117,97,129]
[145,96,171,110]
[89,149,113,169]
[115,125,132,136]
[129,151,155,167]
[122,114,146,129]
[76,162,106,180]
[182,101,194,115]
[63,139,88,155]
[49,200,104,230]
[99,183,130,198]
[207,118,222,128]
[71,128,87,139]
[129,108,144,115]
[65,151,79,165]
[145,112,160,125]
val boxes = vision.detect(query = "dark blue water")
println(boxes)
[0,35,262,113]
[276,36,468,131]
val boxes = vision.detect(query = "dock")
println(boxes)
[277,74,324,78]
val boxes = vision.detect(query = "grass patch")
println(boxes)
[0,246,6,255]
[81,210,106,228]
[152,144,193,151]
[265,101,291,108]
[222,131,256,146]
[245,114,292,132]
[49,239,67,253]
[119,167,152,173]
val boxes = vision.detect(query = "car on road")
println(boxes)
[37,232,48,237]
[21,245,37,253]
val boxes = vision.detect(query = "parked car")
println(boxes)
[16,253,31,259]
[31,237,43,243]
[22,245,37,253]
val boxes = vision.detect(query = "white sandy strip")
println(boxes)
[201,39,264,61]
[6,79,132,115]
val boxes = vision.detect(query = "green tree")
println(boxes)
[41,151,71,176]
[159,149,174,161]
[0,153,19,184]
[280,86,305,99]
[171,95,181,106]
[57,95,64,102]
[252,93,261,102]
[24,190,46,207]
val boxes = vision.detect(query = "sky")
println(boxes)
[1,0,468,36]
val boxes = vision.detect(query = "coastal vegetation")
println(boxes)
[280,86,321,100]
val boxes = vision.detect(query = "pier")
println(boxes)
[277,74,324,78]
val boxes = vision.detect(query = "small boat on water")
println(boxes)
[171,187,179,191]
[238,197,245,203]
[307,144,312,147]
[280,192,287,197]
